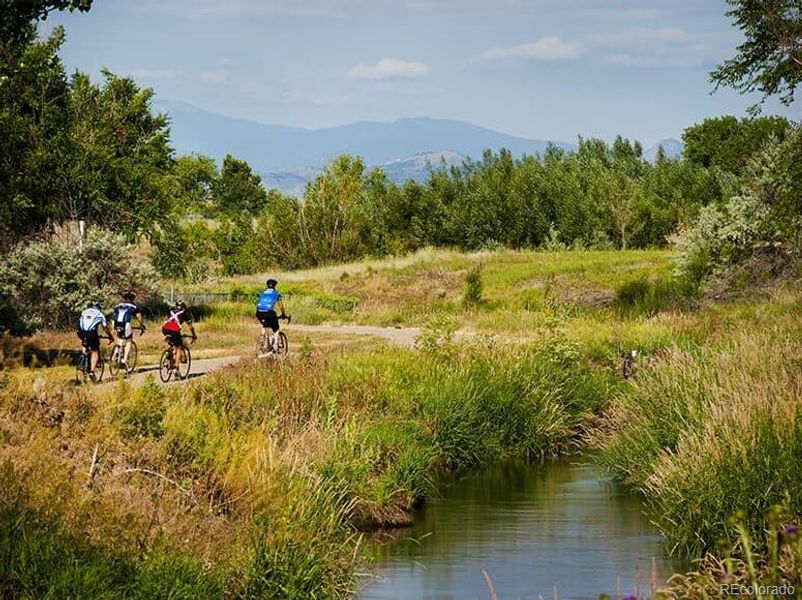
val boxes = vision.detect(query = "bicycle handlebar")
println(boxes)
[279,314,292,324]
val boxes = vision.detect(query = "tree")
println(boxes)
[65,70,173,238]
[682,116,790,175]
[608,174,642,250]
[0,0,92,57]
[213,155,267,216]
[0,27,71,248]
[711,0,802,107]
[167,154,218,216]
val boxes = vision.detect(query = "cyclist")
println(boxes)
[112,290,145,369]
[77,301,112,380]
[161,300,196,369]
[256,278,287,353]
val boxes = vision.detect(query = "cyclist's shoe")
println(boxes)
[121,360,128,371]
[88,371,97,382]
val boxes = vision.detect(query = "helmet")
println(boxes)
[92,300,102,310]
[175,300,187,310]
[266,278,278,288]
[123,290,136,301]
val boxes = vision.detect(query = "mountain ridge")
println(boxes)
[154,100,575,173]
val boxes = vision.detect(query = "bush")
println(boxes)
[614,276,696,316]
[462,264,484,307]
[674,133,800,286]
[0,227,158,331]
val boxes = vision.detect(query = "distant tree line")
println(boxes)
[1,0,799,294]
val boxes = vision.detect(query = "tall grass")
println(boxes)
[591,319,802,557]
[1,328,612,597]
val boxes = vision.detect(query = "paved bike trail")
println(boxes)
[118,324,428,387]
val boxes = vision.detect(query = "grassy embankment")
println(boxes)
[2,247,801,597]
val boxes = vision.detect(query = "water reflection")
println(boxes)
[360,457,684,600]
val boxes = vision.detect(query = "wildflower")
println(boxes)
[720,571,734,583]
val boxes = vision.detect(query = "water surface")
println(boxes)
[360,458,683,600]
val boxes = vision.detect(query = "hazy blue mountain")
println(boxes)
[644,138,684,162]
[261,150,469,197]
[381,150,467,184]
[155,100,572,174]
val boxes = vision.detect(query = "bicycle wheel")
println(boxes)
[108,345,121,376]
[256,333,267,357]
[159,348,173,383]
[75,353,87,384]
[127,341,138,373]
[177,345,191,380]
[277,332,288,355]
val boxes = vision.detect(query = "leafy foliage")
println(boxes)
[674,128,801,285]
[0,227,157,331]
[711,0,802,107]
[683,115,791,174]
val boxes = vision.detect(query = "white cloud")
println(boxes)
[590,27,717,69]
[592,27,691,48]
[478,36,581,62]
[128,68,182,81]
[347,58,430,80]
[201,70,229,84]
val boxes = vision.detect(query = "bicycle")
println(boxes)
[159,334,194,383]
[256,315,291,357]
[108,325,145,377]
[75,335,112,384]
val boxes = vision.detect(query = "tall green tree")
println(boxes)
[682,115,790,175]
[65,70,173,238]
[0,27,71,247]
[0,0,91,57]
[213,155,267,216]
[711,0,802,107]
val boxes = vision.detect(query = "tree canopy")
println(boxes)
[711,0,802,107]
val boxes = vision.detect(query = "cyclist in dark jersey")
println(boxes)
[112,290,145,369]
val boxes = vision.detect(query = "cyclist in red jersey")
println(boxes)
[161,300,197,366]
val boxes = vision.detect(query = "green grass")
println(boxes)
[6,247,802,596]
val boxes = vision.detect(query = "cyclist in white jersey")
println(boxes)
[77,301,113,379]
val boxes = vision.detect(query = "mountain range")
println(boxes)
[155,100,683,196]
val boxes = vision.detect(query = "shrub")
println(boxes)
[674,133,800,286]
[462,264,484,307]
[0,227,158,331]
[614,276,696,316]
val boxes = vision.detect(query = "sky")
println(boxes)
[48,0,801,145]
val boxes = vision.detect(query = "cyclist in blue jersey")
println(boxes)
[77,301,113,379]
[112,290,145,369]
[256,279,287,352]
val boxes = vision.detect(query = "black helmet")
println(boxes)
[266,278,278,288]
[123,290,136,301]
[175,300,187,310]
[92,300,102,310]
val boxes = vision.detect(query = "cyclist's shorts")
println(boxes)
[78,328,101,351]
[115,322,133,339]
[256,309,279,332]
[162,326,182,347]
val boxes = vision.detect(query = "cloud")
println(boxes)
[477,36,581,62]
[592,27,691,48]
[346,58,430,80]
[201,70,230,84]
[128,68,182,81]
[586,27,720,69]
